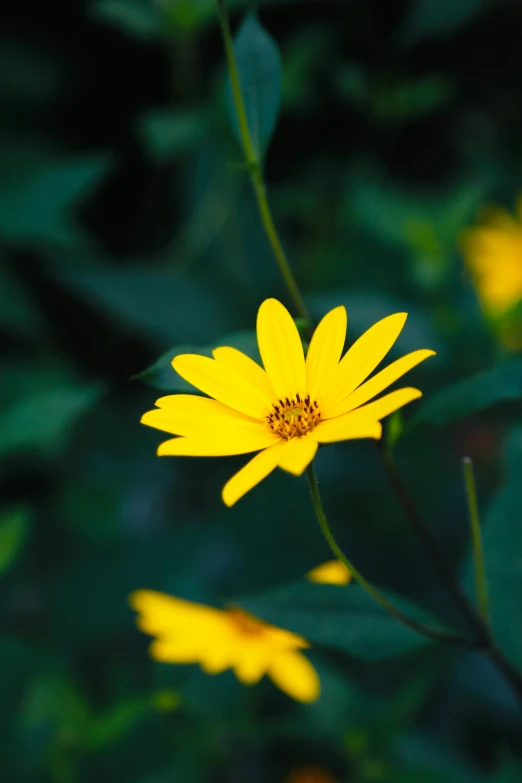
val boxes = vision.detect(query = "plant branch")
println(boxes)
[463,456,490,624]
[306,463,473,648]
[215,0,312,332]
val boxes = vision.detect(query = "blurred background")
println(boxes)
[2,0,522,780]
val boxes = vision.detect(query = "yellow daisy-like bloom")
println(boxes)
[141,298,434,506]
[130,590,320,703]
[462,200,522,318]
[306,560,352,585]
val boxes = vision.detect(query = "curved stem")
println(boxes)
[379,445,489,646]
[379,446,522,703]
[463,457,490,624]
[215,1,312,331]
[305,463,473,648]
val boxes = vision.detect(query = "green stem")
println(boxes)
[215,1,312,331]
[305,463,472,648]
[463,457,490,624]
[379,444,489,646]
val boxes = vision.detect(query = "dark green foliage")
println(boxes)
[2,0,522,781]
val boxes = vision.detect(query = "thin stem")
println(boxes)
[305,463,472,648]
[379,445,522,705]
[463,457,490,624]
[215,1,312,331]
[379,445,489,647]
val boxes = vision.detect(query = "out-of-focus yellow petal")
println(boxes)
[321,313,407,417]
[129,590,224,639]
[212,346,272,398]
[328,349,435,418]
[257,298,306,400]
[268,651,320,703]
[172,354,271,419]
[309,416,382,444]
[305,306,347,401]
[306,560,352,585]
[233,652,270,685]
[277,436,318,476]
[143,394,271,438]
[222,442,285,506]
[157,429,279,457]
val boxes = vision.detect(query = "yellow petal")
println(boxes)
[157,429,279,457]
[233,651,270,685]
[222,442,286,506]
[212,346,272,398]
[268,651,320,702]
[306,560,352,585]
[347,386,422,421]
[277,436,318,476]
[309,416,382,444]
[305,306,347,401]
[321,313,407,417]
[257,298,306,400]
[149,638,202,663]
[143,394,272,437]
[328,349,435,418]
[129,590,224,639]
[172,354,271,419]
[313,387,421,444]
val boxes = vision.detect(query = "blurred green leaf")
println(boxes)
[134,330,259,390]
[480,429,522,671]
[0,507,30,577]
[228,13,282,159]
[0,155,110,247]
[86,697,154,751]
[90,0,163,39]
[0,262,45,337]
[0,382,105,458]
[494,760,522,783]
[138,110,205,162]
[237,582,435,660]
[400,0,489,44]
[58,267,233,346]
[411,358,522,427]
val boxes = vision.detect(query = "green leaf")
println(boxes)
[138,110,205,163]
[134,330,259,391]
[0,507,30,577]
[0,382,105,458]
[400,0,489,44]
[0,155,110,247]
[228,13,282,159]
[411,358,522,427]
[90,0,163,40]
[479,429,522,671]
[236,581,434,660]
[57,267,232,346]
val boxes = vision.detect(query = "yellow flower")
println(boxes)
[306,560,352,585]
[462,200,522,318]
[130,590,320,703]
[141,298,434,506]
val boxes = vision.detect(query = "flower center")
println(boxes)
[226,607,265,636]
[266,393,321,440]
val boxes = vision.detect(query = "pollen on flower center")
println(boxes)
[266,393,321,440]
[226,607,265,636]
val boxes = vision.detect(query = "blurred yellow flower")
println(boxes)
[306,560,352,585]
[285,767,337,783]
[142,298,434,506]
[462,200,522,318]
[130,590,320,703]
